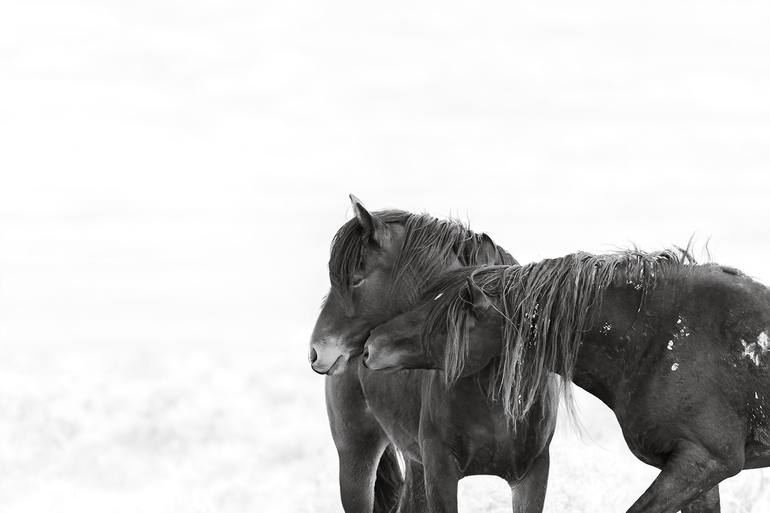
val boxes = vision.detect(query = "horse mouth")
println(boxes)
[325,355,346,375]
[362,353,399,372]
[313,350,362,375]
[311,354,342,375]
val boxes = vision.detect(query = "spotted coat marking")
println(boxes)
[741,331,770,367]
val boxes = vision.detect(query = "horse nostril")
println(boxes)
[309,347,318,364]
[362,346,370,362]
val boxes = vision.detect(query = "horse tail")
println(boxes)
[373,443,403,513]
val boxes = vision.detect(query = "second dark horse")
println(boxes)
[365,251,770,513]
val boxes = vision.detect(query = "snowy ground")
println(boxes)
[2,0,770,511]
[0,342,768,513]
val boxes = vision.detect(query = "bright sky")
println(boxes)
[1,0,769,348]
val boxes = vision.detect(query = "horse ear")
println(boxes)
[465,276,493,312]
[479,233,519,266]
[349,194,386,245]
[476,233,500,265]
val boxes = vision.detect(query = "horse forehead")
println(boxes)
[379,223,406,256]
[354,223,405,269]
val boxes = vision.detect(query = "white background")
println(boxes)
[1,0,769,511]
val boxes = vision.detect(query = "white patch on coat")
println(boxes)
[758,331,769,350]
[741,332,770,366]
[742,340,762,366]
[671,363,679,371]
[672,316,691,341]
[667,340,674,350]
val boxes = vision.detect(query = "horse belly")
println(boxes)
[744,450,770,469]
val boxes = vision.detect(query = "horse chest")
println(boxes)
[359,369,423,453]
[445,417,526,478]
[422,386,536,479]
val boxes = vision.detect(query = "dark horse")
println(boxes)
[364,250,770,513]
[309,196,557,513]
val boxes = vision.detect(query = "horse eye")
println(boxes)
[351,276,366,288]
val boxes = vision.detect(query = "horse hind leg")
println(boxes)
[626,440,740,513]
[510,450,550,513]
[397,460,428,513]
[681,486,720,513]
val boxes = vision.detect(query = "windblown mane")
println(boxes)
[328,210,516,302]
[424,248,698,423]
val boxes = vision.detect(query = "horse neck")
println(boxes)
[569,283,679,409]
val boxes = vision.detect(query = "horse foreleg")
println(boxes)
[326,372,392,513]
[681,486,720,513]
[510,449,550,513]
[626,441,740,513]
[337,441,389,513]
[420,437,460,513]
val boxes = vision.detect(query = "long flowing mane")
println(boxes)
[424,249,700,422]
[328,210,517,301]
